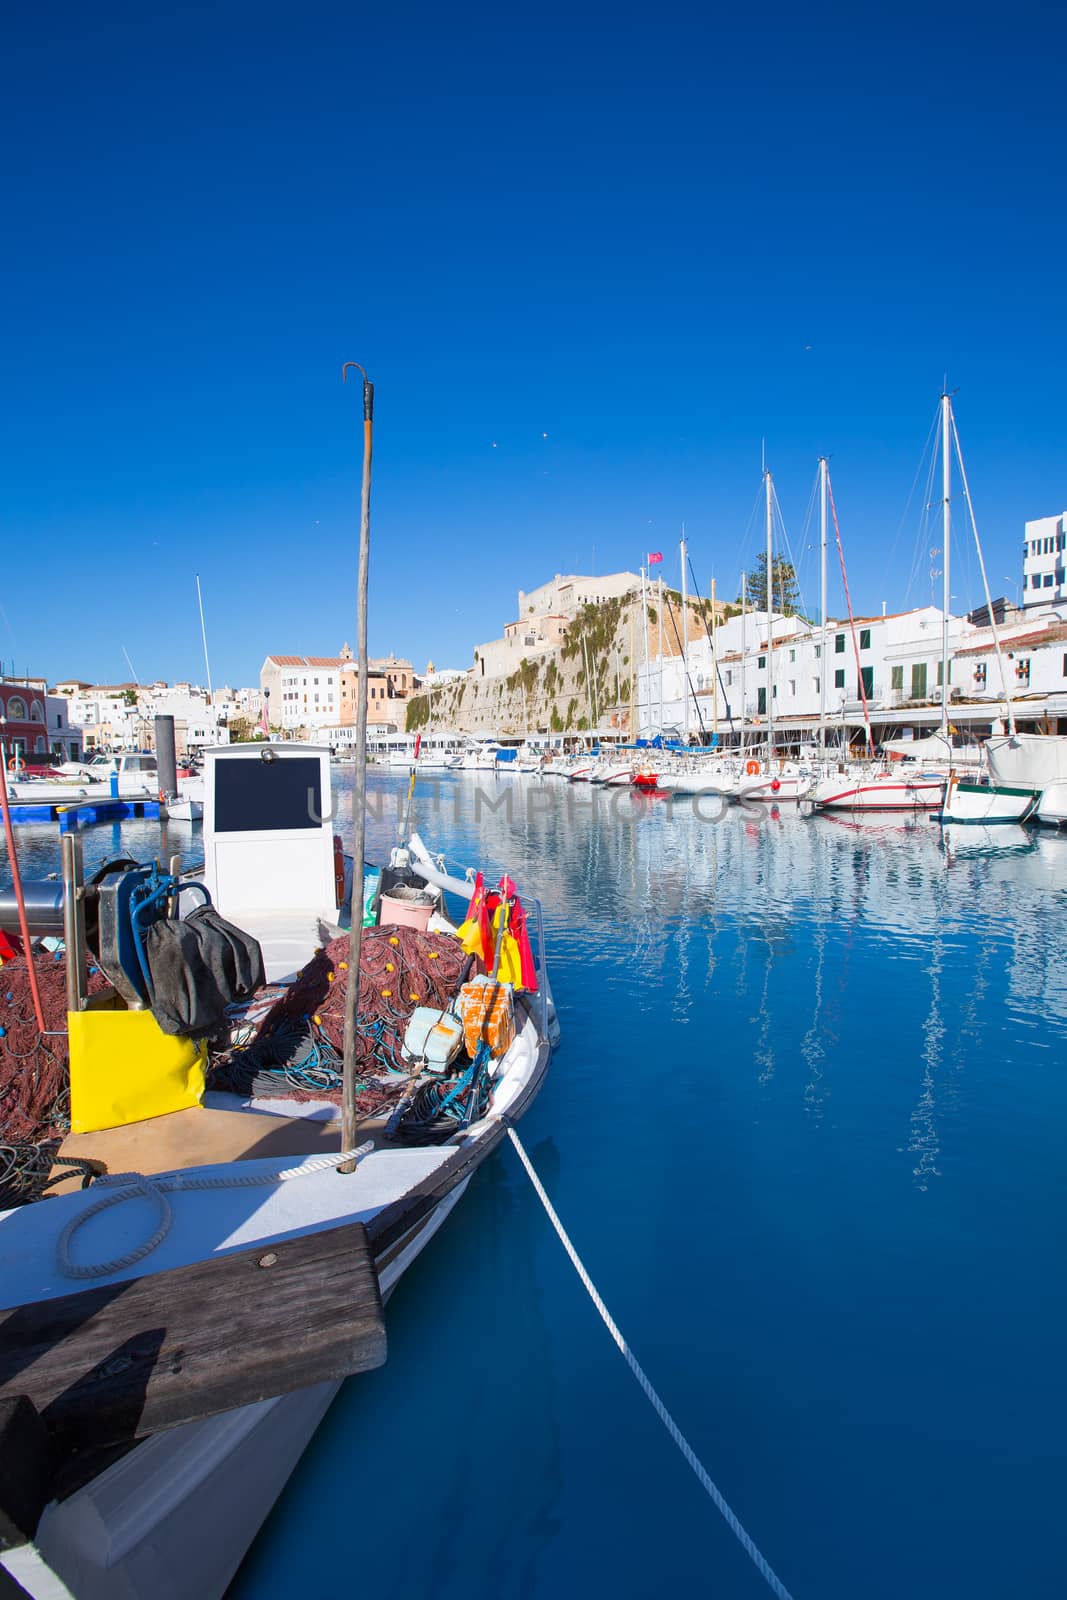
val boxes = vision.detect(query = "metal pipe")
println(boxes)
[62,833,87,1013]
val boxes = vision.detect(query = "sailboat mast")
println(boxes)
[819,457,828,756]
[680,528,690,742]
[740,572,747,758]
[657,574,665,732]
[340,360,374,1172]
[711,576,718,739]
[195,575,214,706]
[949,403,1018,737]
[940,391,951,739]
[640,565,651,734]
[765,469,775,762]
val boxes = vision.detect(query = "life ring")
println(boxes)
[7,757,23,773]
[746,759,760,776]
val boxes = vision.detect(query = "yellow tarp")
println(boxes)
[68,1006,206,1134]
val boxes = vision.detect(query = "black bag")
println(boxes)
[142,905,265,1038]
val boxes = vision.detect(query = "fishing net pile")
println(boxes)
[0,951,107,1206]
[208,925,473,1116]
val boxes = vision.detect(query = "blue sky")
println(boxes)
[4,0,1065,687]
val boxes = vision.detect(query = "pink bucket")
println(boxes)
[378,889,434,932]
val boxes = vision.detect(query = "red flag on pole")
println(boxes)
[260,702,270,737]
[647,551,663,564]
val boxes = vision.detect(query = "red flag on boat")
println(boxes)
[647,551,663,564]
[414,734,422,760]
[259,702,270,737]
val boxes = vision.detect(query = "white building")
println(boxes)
[260,652,346,731]
[46,696,82,761]
[1022,513,1067,609]
[517,571,640,620]
[636,606,980,736]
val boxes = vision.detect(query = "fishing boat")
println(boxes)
[0,742,557,1600]
[0,370,558,1600]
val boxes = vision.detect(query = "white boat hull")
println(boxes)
[809,774,945,811]
[5,1182,469,1600]
[1036,779,1067,826]
[732,773,813,802]
[941,775,1038,824]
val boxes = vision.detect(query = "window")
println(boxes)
[911,662,928,699]
[891,665,904,691]
[758,654,766,669]
[788,680,796,695]
[834,669,845,688]
[789,649,796,663]
[1063,654,1067,678]
[30,702,43,721]
[835,634,845,653]
[757,687,767,714]
[725,670,733,686]
[1045,574,1054,587]
[814,644,822,659]
[936,660,951,686]
[860,666,874,698]
[859,628,871,650]
[773,685,778,698]
[812,676,820,694]
[974,662,987,687]
[1022,575,1028,589]
[6,696,27,719]
[1015,657,1031,685]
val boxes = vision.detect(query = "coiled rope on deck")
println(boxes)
[57,1142,376,1281]
[507,1127,796,1600]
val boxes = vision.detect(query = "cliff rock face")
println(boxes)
[406,593,723,737]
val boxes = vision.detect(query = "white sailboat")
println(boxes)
[934,396,1063,822]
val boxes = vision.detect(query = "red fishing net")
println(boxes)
[0,952,107,1204]
[208,925,474,1111]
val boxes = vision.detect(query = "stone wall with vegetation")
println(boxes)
[406,591,733,737]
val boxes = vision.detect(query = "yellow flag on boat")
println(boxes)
[491,902,524,988]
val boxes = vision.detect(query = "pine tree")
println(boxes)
[741,553,800,616]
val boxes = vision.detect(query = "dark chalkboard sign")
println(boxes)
[214,756,323,832]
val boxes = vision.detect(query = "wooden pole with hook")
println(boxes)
[339,361,374,1172]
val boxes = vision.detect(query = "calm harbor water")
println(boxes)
[4,773,1067,1597]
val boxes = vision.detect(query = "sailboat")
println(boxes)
[936,396,1058,823]
[731,467,816,803]
[803,457,945,812]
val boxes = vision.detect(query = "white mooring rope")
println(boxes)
[507,1127,796,1600]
